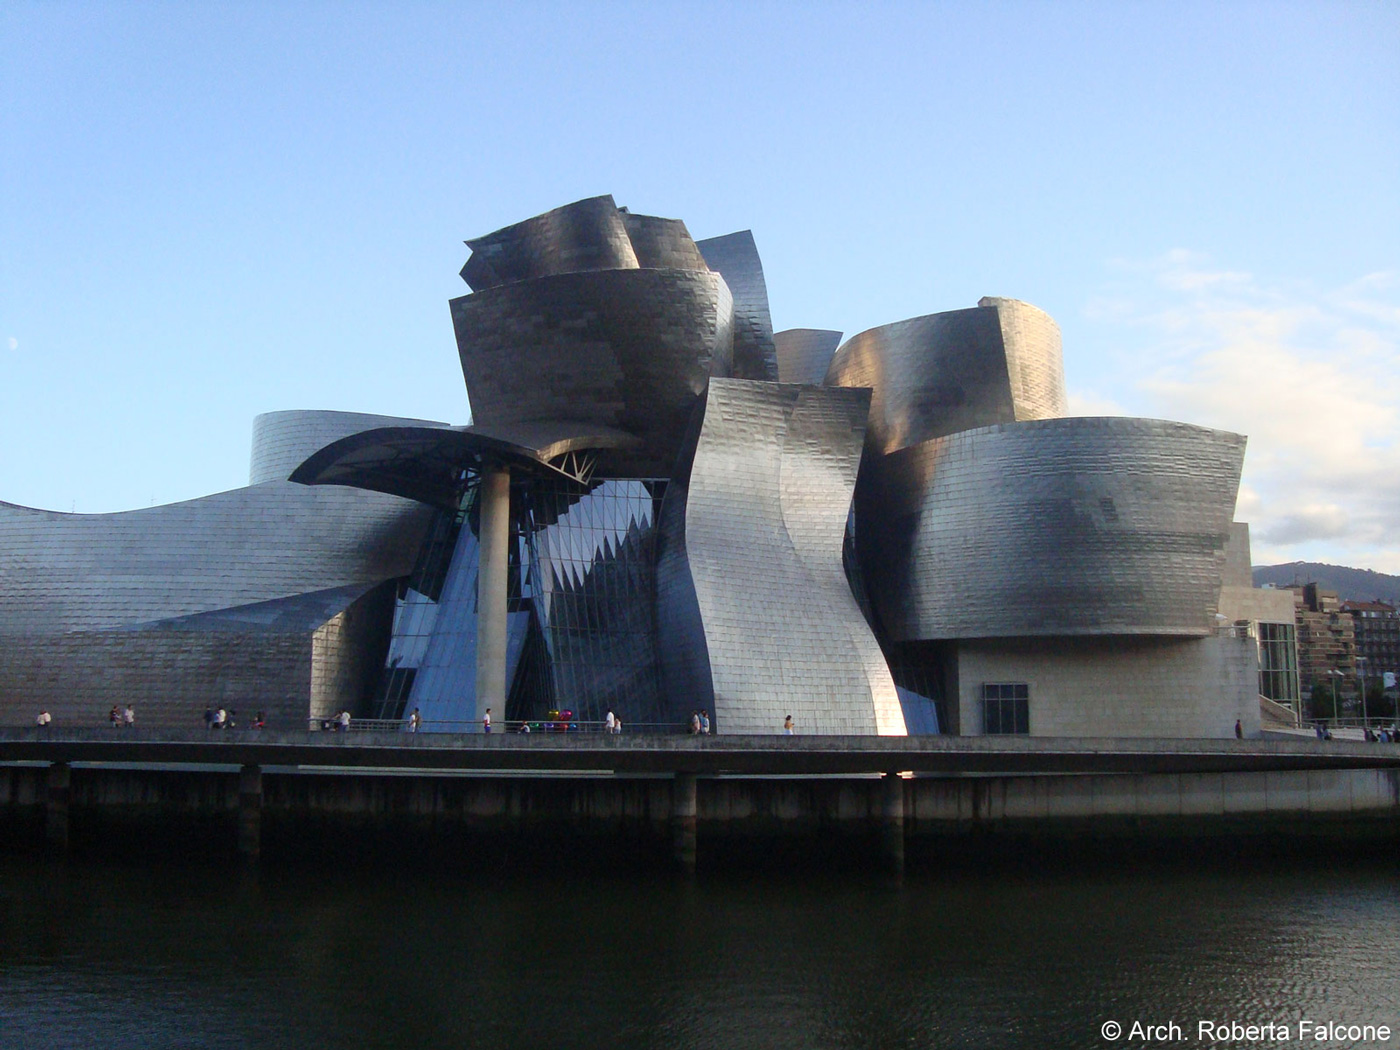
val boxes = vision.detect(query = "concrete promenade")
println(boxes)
[4,730,1399,872]
[5,727,1400,775]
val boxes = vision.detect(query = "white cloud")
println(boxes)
[6,337,16,351]
[1082,255,1400,573]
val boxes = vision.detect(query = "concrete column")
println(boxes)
[880,772,905,875]
[46,761,71,852]
[671,773,698,872]
[238,763,262,860]
[475,467,511,728]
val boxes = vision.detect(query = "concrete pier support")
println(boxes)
[475,467,511,727]
[238,763,262,860]
[45,761,70,852]
[880,773,905,875]
[672,773,698,872]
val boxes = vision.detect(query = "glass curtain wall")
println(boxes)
[376,475,669,728]
[521,478,667,725]
[1259,621,1300,705]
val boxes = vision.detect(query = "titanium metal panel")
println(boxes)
[859,417,1247,640]
[825,300,1066,455]
[451,269,734,477]
[250,410,451,485]
[978,297,1067,423]
[0,483,432,634]
[619,212,710,271]
[459,195,639,291]
[695,231,779,382]
[773,328,842,386]
[657,379,906,735]
[290,421,641,510]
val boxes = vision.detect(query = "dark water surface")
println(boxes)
[2,855,1398,1049]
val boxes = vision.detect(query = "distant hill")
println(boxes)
[1253,562,1400,605]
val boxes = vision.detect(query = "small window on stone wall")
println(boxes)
[982,683,1029,735]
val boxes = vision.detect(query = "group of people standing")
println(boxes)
[204,708,267,730]
[108,705,135,727]
[689,710,710,734]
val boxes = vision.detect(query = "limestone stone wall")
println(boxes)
[953,633,1260,739]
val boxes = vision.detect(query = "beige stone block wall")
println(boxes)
[1218,584,1295,625]
[954,634,1259,739]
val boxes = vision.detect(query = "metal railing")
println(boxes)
[306,717,692,735]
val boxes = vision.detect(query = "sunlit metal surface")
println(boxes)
[290,421,639,509]
[658,379,906,735]
[774,328,842,386]
[451,269,734,477]
[458,195,641,291]
[825,299,1066,455]
[250,410,451,485]
[857,417,1247,640]
[695,231,779,382]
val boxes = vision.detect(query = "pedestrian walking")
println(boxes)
[700,710,710,735]
[36,711,52,728]
[690,711,700,734]
[337,710,351,732]
[409,708,421,733]
[605,710,616,734]
[1234,719,1242,739]
[483,708,492,734]
[214,707,227,730]
[123,705,135,727]
[783,715,794,736]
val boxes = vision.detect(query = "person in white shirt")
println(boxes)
[338,710,351,732]
[605,710,616,734]
[483,708,492,734]
[122,705,135,726]
[36,711,51,727]
[215,708,227,729]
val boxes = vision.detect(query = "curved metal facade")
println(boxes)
[459,195,640,292]
[695,231,779,382]
[658,379,906,735]
[1,194,1260,739]
[0,470,431,726]
[859,418,1247,641]
[773,328,842,386]
[978,297,1067,423]
[451,269,734,477]
[619,212,710,271]
[250,410,449,485]
[825,299,1066,455]
[0,484,431,633]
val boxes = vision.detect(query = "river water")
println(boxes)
[1,854,1398,1049]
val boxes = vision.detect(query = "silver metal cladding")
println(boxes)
[450,268,734,477]
[858,417,1247,641]
[825,300,1066,455]
[250,410,451,486]
[773,328,843,386]
[695,231,779,382]
[658,379,907,735]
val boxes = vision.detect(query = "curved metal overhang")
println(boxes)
[289,421,642,510]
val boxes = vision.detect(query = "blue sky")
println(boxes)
[3,1,1397,570]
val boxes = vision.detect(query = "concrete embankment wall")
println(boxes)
[2,765,1397,865]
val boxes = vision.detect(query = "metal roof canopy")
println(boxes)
[289,422,642,510]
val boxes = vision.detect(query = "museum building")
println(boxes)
[0,196,1278,737]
